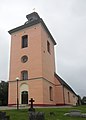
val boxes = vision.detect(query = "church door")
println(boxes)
[21,91,28,104]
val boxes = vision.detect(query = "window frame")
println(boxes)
[22,35,28,48]
[49,86,53,101]
[68,92,70,103]
[21,55,28,63]
[47,41,51,54]
[21,70,28,80]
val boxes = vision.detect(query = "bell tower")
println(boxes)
[8,12,56,106]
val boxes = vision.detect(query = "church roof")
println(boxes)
[8,12,56,45]
[54,73,77,96]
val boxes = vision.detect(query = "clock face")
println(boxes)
[21,55,28,63]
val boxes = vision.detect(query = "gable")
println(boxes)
[54,73,77,96]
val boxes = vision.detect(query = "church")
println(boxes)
[8,12,78,106]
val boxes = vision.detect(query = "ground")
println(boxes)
[0,106,86,120]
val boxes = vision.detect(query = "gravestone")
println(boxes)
[28,98,45,120]
[64,110,86,118]
[28,98,35,112]
[82,113,86,118]
[0,111,10,120]
[36,112,45,120]
[29,112,45,120]
[69,110,81,117]
[64,110,82,117]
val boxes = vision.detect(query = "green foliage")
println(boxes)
[81,96,86,105]
[1,106,86,120]
[0,81,8,106]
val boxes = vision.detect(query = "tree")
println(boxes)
[0,81,8,106]
[81,96,86,105]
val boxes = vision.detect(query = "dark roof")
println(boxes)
[8,12,56,45]
[54,73,77,95]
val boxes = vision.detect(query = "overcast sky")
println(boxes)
[0,0,86,98]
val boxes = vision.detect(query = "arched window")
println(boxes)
[22,35,28,48]
[21,70,28,80]
[49,86,53,101]
[21,91,28,104]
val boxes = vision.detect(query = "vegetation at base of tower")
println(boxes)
[0,81,8,106]
[1,105,86,120]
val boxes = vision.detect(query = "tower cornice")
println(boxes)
[8,12,56,45]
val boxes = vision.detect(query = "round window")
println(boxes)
[21,55,28,63]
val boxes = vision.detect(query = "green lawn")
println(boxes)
[1,106,86,120]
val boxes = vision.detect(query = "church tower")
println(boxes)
[8,12,78,106]
[8,12,57,106]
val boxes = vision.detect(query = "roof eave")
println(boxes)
[8,20,40,34]
[8,19,57,45]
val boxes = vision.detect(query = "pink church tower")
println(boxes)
[8,12,57,106]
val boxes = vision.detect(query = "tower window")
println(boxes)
[22,35,28,48]
[47,41,50,53]
[21,70,28,80]
[49,86,53,101]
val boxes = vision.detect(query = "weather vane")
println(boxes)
[33,8,35,12]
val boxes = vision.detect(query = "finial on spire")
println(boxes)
[33,8,35,12]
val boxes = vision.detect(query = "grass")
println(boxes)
[1,105,86,120]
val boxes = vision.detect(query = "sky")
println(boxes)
[0,0,86,98]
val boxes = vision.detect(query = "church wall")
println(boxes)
[54,75,64,105]
[55,86,64,105]
[28,24,43,79]
[64,87,78,105]
[8,23,44,105]
[9,23,42,81]
[28,78,44,105]
[41,25,55,84]
[54,75,61,85]
[8,81,17,105]
[54,75,78,106]
[43,78,56,105]
[8,78,44,105]
[8,80,29,105]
